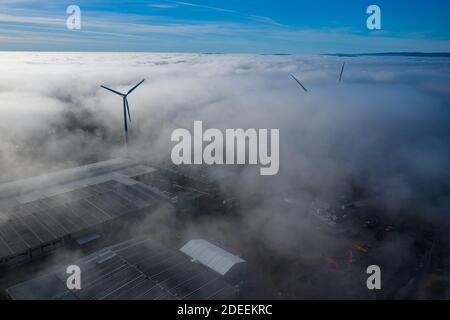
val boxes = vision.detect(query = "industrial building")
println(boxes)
[181,240,247,285]
[6,238,239,300]
[0,158,209,267]
[0,157,244,300]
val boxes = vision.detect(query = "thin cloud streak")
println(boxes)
[0,2,449,52]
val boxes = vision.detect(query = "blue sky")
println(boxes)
[0,0,449,53]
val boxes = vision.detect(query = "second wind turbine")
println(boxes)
[101,79,145,145]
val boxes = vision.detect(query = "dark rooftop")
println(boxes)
[6,238,238,300]
[0,158,164,264]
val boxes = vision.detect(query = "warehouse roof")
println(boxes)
[0,158,161,264]
[180,240,245,276]
[7,238,237,300]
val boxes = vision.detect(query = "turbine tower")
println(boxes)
[101,79,145,145]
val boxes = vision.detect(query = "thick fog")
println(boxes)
[0,52,449,297]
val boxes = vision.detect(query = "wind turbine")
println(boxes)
[290,74,308,93]
[339,62,346,83]
[101,79,145,145]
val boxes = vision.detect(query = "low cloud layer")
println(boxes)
[0,52,449,298]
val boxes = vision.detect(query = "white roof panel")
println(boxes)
[180,240,245,276]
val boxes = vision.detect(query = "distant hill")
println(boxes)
[323,52,450,58]
[261,53,292,56]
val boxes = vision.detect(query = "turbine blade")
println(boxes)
[125,98,131,123]
[101,85,125,96]
[127,79,145,95]
[290,74,308,92]
[339,62,346,82]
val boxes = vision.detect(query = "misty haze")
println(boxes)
[0,52,449,300]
